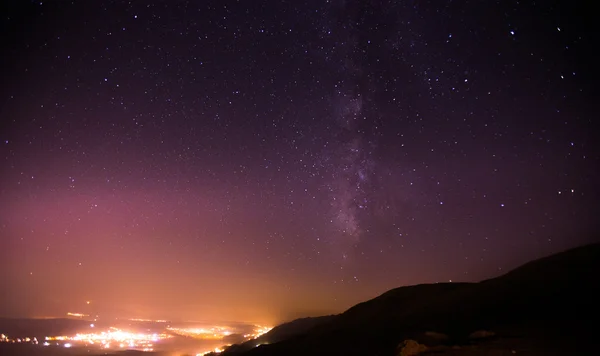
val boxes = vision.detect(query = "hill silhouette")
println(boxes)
[217,243,600,356]
[222,315,336,354]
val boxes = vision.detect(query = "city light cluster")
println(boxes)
[2,323,272,355]
[43,327,172,351]
[1,333,39,344]
[250,326,273,338]
[240,326,273,340]
[167,325,272,341]
[66,312,89,317]
[167,326,233,340]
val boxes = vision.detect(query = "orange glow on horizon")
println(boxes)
[66,312,89,317]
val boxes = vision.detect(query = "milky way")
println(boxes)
[321,2,378,245]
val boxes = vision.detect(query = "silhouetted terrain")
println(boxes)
[0,318,91,340]
[218,243,600,356]
[223,315,336,354]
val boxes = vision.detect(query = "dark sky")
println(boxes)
[1,0,598,325]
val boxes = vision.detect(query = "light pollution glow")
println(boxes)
[168,325,272,340]
[1,323,273,354]
[66,312,89,317]
[44,327,171,352]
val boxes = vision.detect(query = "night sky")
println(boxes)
[1,1,598,325]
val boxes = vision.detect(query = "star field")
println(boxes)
[0,0,598,324]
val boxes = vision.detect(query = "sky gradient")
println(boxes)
[1,0,598,325]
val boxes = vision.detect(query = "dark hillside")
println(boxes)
[219,243,600,356]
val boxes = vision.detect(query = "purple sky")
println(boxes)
[1,0,597,325]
